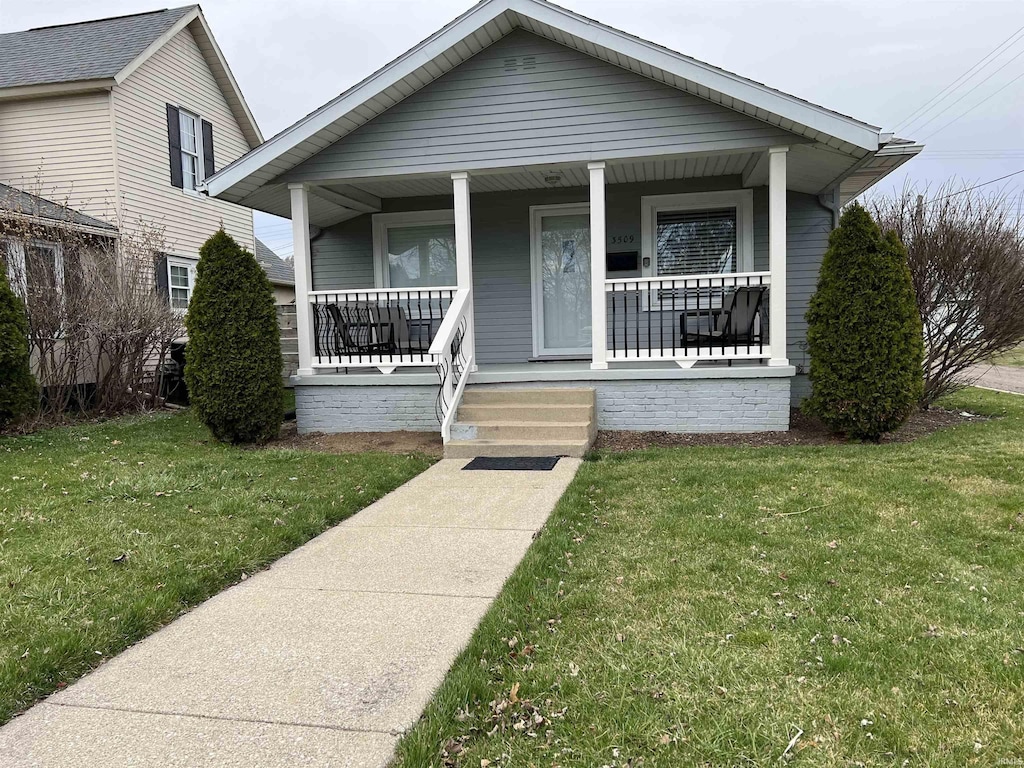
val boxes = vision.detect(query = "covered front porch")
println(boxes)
[286,148,794,439]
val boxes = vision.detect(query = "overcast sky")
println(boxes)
[3,0,1022,257]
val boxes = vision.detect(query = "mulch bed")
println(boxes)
[594,407,982,451]
[272,421,444,457]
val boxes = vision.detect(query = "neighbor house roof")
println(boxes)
[0,183,118,235]
[0,6,262,149]
[0,7,195,90]
[254,238,295,286]
[205,0,920,216]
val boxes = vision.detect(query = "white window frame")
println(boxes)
[167,256,197,313]
[371,209,458,289]
[640,189,754,279]
[2,238,64,300]
[178,109,205,195]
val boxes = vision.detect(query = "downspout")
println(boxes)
[818,186,841,229]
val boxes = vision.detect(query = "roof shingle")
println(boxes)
[254,238,294,286]
[0,183,117,232]
[0,6,196,90]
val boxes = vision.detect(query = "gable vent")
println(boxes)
[503,55,537,72]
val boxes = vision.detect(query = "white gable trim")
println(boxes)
[114,7,263,149]
[204,0,883,201]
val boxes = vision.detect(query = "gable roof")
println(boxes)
[206,0,914,211]
[0,183,118,235]
[254,238,295,286]
[0,6,262,149]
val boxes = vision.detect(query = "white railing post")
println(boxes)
[451,171,476,371]
[289,182,314,376]
[768,147,788,367]
[589,161,608,370]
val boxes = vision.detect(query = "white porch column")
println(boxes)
[589,161,608,370]
[451,171,476,368]
[289,182,314,376]
[768,147,788,367]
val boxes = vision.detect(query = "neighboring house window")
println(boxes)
[640,190,754,278]
[179,110,202,191]
[1,238,64,302]
[372,210,457,288]
[167,257,196,311]
[166,105,215,191]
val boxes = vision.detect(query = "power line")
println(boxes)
[893,24,1024,133]
[921,68,1024,141]
[927,168,1024,202]
[905,46,1024,136]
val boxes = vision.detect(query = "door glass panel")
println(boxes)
[540,213,591,352]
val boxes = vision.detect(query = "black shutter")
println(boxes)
[166,105,183,189]
[201,119,215,179]
[154,254,169,302]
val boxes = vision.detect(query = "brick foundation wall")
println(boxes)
[472,378,791,432]
[296,376,791,434]
[294,384,439,433]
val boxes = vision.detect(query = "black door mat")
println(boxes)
[463,456,561,471]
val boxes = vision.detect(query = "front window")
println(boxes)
[656,208,737,275]
[167,258,195,311]
[2,239,63,303]
[179,110,202,191]
[373,211,457,288]
[642,190,753,278]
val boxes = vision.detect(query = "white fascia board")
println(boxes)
[114,7,263,149]
[206,0,883,199]
[0,78,116,101]
[204,0,512,198]
[114,7,200,85]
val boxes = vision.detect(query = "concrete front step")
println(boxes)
[460,388,595,406]
[456,403,594,424]
[444,439,591,459]
[454,421,593,442]
[445,386,597,459]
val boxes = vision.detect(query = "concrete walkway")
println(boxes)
[0,457,581,767]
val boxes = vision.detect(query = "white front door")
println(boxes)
[531,203,592,357]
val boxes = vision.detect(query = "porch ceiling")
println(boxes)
[236,139,914,227]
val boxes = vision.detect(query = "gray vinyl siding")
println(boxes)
[284,30,801,181]
[310,179,829,369]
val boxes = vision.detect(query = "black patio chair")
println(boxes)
[680,285,766,346]
[326,303,396,355]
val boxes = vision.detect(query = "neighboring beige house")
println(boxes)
[255,238,296,304]
[0,5,263,307]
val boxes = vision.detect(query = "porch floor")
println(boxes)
[293,360,796,386]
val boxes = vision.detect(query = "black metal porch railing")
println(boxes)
[310,288,456,366]
[605,272,771,361]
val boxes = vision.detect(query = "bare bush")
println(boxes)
[0,191,183,421]
[871,183,1024,406]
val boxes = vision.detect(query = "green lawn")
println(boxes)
[394,389,1024,767]
[0,411,432,725]
[992,344,1024,367]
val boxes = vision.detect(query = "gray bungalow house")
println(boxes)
[205,0,921,456]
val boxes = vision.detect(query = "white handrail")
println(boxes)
[428,288,471,356]
[604,270,770,288]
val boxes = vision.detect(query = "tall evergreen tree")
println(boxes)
[185,229,283,443]
[804,203,924,440]
[0,260,39,428]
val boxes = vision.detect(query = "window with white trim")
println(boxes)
[2,238,64,303]
[641,190,754,277]
[179,110,203,192]
[167,257,196,311]
[372,210,457,288]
